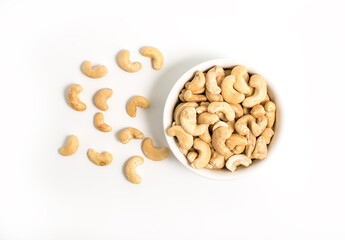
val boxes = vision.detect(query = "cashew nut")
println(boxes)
[264,101,276,128]
[261,128,274,144]
[191,138,211,169]
[225,134,248,150]
[197,112,219,125]
[127,96,150,117]
[180,107,207,136]
[250,104,266,118]
[242,75,267,108]
[260,94,270,105]
[235,114,255,135]
[59,135,79,156]
[184,90,207,102]
[208,102,235,122]
[87,149,113,166]
[68,84,86,111]
[251,136,267,160]
[221,75,245,104]
[196,105,208,114]
[212,126,233,159]
[250,116,267,137]
[245,132,256,158]
[216,112,227,122]
[233,145,245,154]
[206,90,223,102]
[206,151,225,169]
[126,156,144,184]
[141,46,164,70]
[118,50,142,73]
[205,66,224,94]
[120,128,145,144]
[142,138,170,161]
[81,60,107,79]
[226,154,252,172]
[185,85,205,94]
[187,151,198,163]
[230,103,244,119]
[212,121,229,132]
[231,65,253,95]
[179,146,189,155]
[94,112,112,132]
[174,102,198,125]
[94,88,113,111]
[179,89,186,101]
[185,71,206,92]
[199,128,212,143]
[167,125,194,150]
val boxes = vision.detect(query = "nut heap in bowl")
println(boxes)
[167,65,276,172]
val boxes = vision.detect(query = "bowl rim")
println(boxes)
[163,58,281,181]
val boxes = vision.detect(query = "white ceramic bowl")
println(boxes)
[163,59,281,181]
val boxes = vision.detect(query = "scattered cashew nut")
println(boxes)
[94,88,113,111]
[141,46,164,70]
[191,138,211,169]
[127,96,150,117]
[68,84,86,111]
[94,112,112,132]
[118,50,142,73]
[126,156,144,184]
[81,60,107,79]
[226,154,252,172]
[142,138,170,161]
[59,135,79,156]
[87,149,113,166]
[120,128,145,144]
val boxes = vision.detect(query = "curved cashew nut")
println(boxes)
[242,75,267,108]
[261,128,274,144]
[173,102,198,125]
[251,104,266,118]
[230,103,244,119]
[118,50,142,73]
[250,116,267,137]
[185,85,205,94]
[94,112,112,132]
[142,138,170,161]
[185,71,206,92]
[206,90,223,102]
[68,84,86,111]
[168,125,194,150]
[187,151,198,163]
[126,156,144,184]
[59,135,79,156]
[199,128,212,143]
[245,132,256,158]
[191,138,211,169]
[221,75,245,104]
[141,46,164,70]
[127,96,150,117]
[81,60,107,79]
[231,65,253,95]
[226,154,252,172]
[212,121,229,132]
[251,136,268,160]
[235,114,255,135]
[205,66,224,94]
[197,112,219,125]
[184,90,207,102]
[87,149,113,166]
[94,88,113,111]
[225,134,248,150]
[196,105,208,114]
[208,102,235,122]
[212,126,233,159]
[206,151,225,169]
[180,107,207,136]
[179,89,186,101]
[264,101,276,128]
[120,128,145,144]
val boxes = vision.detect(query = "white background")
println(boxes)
[0,0,344,239]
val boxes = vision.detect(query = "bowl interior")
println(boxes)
[163,59,281,181]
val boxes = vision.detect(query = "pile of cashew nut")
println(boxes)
[59,46,170,184]
[168,65,276,172]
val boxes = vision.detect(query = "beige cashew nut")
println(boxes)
[87,149,113,166]
[59,135,79,156]
[230,103,244,119]
[212,121,229,132]
[251,104,266,118]
[187,151,198,163]
[221,75,245,104]
[212,126,233,159]
[261,128,274,144]
[225,134,248,150]
[197,112,219,125]
[173,102,198,125]
[191,138,211,169]
[226,154,252,172]
[245,132,256,158]
[141,46,164,70]
[120,128,145,144]
[231,65,253,95]
[180,107,207,136]
[205,66,224,94]
[126,156,144,184]
[264,101,276,128]
[208,102,235,122]
[68,84,86,111]
[184,90,207,102]
[206,151,225,169]
[185,71,206,92]
[94,112,112,132]
[206,90,223,102]
[251,136,267,160]
[250,116,268,137]
[142,138,170,161]
[118,50,142,73]
[94,88,113,111]
[81,60,108,79]
[242,74,267,108]
[127,96,150,117]
[168,125,194,150]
